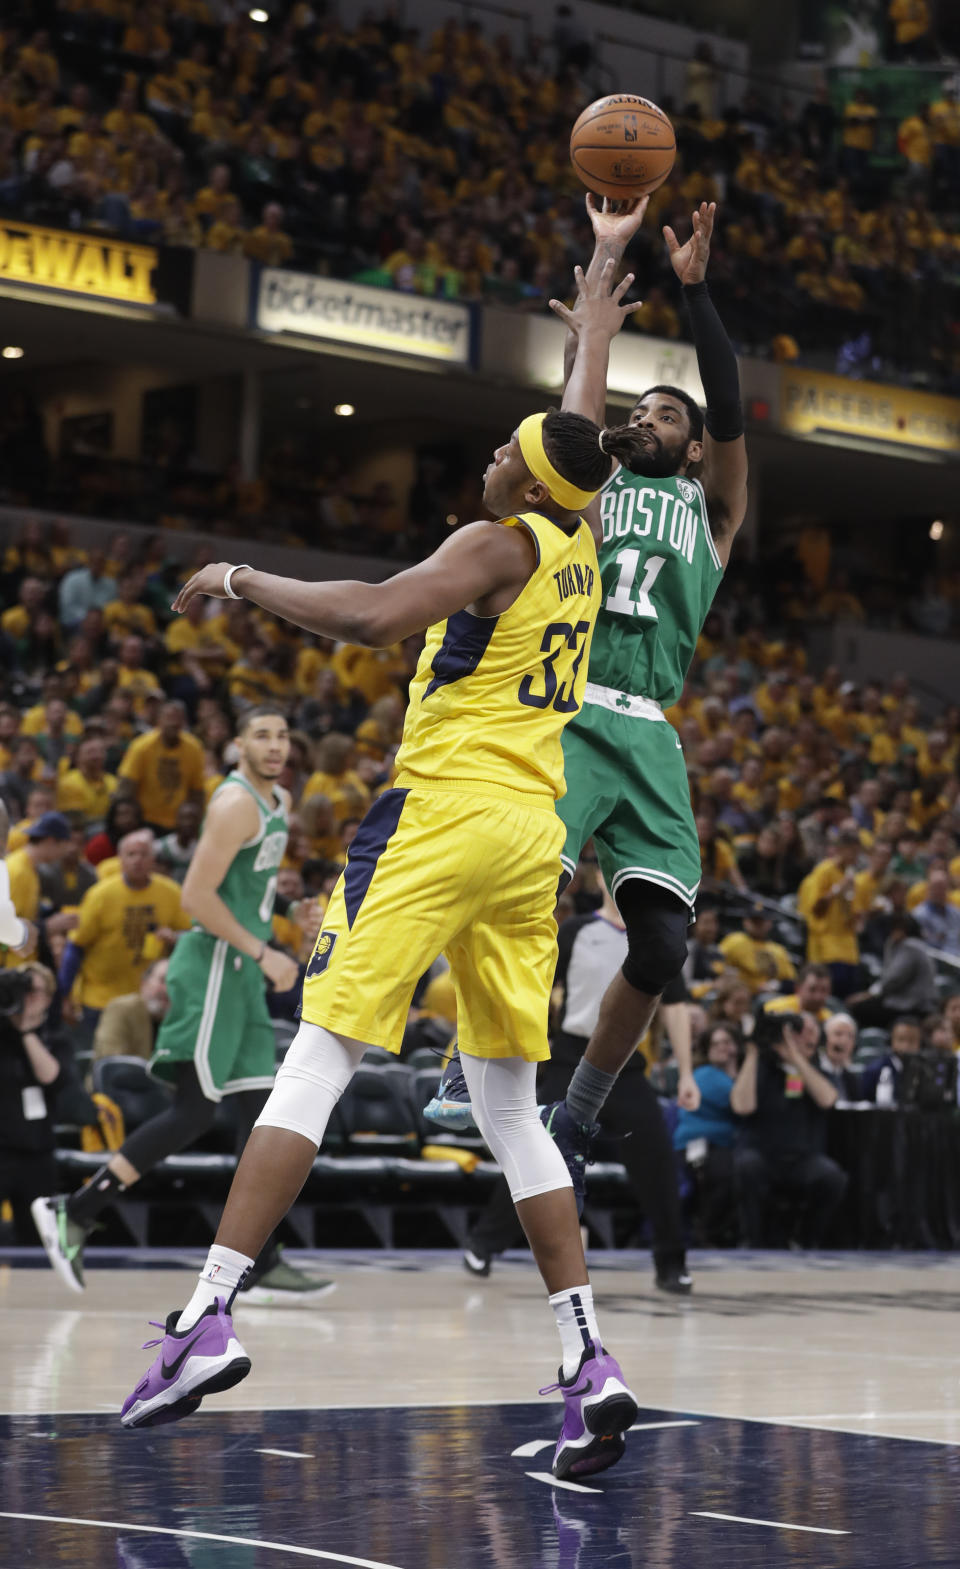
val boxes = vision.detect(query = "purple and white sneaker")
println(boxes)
[120,1298,251,1430]
[541,1339,639,1480]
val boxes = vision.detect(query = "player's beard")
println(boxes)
[608,422,685,478]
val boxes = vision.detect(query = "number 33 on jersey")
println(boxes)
[395,510,600,802]
[594,466,724,709]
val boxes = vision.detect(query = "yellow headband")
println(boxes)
[516,413,600,512]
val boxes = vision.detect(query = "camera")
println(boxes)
[0,969,33,1019]
[752,1009,803,1054]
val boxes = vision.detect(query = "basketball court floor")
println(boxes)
[1,1247,958,1568]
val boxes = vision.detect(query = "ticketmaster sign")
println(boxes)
[255,270,472,365]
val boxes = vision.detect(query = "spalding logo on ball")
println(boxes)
[570,94,676,200]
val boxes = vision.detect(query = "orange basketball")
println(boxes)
[570,94,676,201]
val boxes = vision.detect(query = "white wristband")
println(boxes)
[224,564,252,600]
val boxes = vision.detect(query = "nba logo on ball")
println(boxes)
[307,931,338,977]
[570,94,675,200]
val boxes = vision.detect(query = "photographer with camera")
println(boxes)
[0,964,76,1242]
[730,1009,848,1248]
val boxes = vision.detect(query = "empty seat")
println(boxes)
[91,1056,172,1132]
[333,1065,419,1153]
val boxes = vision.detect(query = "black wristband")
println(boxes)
[682,280,744,443]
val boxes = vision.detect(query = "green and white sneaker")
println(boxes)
[31,1196,89,1294]
[238,1255,337,1307]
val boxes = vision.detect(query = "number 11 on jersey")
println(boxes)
[604,551,666,620]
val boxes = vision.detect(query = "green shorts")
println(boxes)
[558,696,701,910]
[150,929,276,1103]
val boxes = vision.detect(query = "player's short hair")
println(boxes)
[238,704,288,733]
[634,384,705,442]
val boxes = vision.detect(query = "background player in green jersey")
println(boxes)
[544,195,748,1186]
[33,705,333,1305]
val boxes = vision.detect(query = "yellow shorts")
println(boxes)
[300,784,564,1061]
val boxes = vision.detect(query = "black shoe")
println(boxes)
[463,1246,493,1277]
[654,1250,693,1294]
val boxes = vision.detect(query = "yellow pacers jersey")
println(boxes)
[395,512,599,801]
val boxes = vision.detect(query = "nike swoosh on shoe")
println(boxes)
[160,1332,207,1380]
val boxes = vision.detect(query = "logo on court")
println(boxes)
[306,931,338,978]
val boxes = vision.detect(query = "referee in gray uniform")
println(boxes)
[464,892,693,1293]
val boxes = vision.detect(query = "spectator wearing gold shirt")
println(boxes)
[797,830,868,997]
[57,735,117,823]
[719,904,797,996]
[57,830,189,1042]
[117,700,205,833]
[243,201,293,266]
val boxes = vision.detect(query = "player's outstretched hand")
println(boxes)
[172,562,242,613]
[663,201,716,286]
[585,192,649,245]
[550,258,643,338]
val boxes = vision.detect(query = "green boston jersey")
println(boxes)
[591,466,723,707]
[208,771,289,942]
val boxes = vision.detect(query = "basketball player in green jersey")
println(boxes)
[543,196,748,1151]
[33,706,333,1305]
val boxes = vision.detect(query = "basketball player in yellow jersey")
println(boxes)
[123,386,654,1478]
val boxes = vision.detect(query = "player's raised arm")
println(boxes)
[551,258,644,429]
[560,194,648,419]
[663,202,748,564]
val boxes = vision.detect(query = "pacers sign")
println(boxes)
[0,221,156,305]
[255,269,472,365]
[781,367,960,457]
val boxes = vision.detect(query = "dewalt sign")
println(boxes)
[0,222,156,305]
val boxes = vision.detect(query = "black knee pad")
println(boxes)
[616,880,690,996]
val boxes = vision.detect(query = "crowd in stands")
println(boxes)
[0,5,959,382]
[1,513,960,1247]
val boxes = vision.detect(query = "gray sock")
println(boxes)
[565,1058,618,1126]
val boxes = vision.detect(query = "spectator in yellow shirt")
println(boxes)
[4,812,71,965]
[302,734,371,826]
[57,829,189,1037]
[205,196,247,254]
[889,0,931,57]
[697,811,746,892]
[718,905,797,995]
[104,572,157,645]
[193,162,234,222]
[898,106,933,187]
[797,831,867,996]
[56,735,117,823]
[117,700,205,831]
[630,285,680,339]
[842,89,877,186]
[243,202,293,266]
[762,962,835,1022]
[116,635,164,715]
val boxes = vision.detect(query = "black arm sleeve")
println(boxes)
[682,281,743,442]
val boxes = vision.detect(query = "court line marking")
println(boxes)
[525,1472,602,1494]
[256,1447,314,1459]
[512,1439,554,1457]
[632,1420,700,1432]
[0,1512,407,1567]
[692,1511,849,1537]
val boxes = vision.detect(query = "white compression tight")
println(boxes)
[459,1051,573,1203]
[255,1022,368,1147]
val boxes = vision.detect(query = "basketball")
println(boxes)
[570,94,676,201]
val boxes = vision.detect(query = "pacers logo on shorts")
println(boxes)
[306,930,338,978]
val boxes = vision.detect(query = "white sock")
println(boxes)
[549,1284,600,1379]
[176,1244,255,1331]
